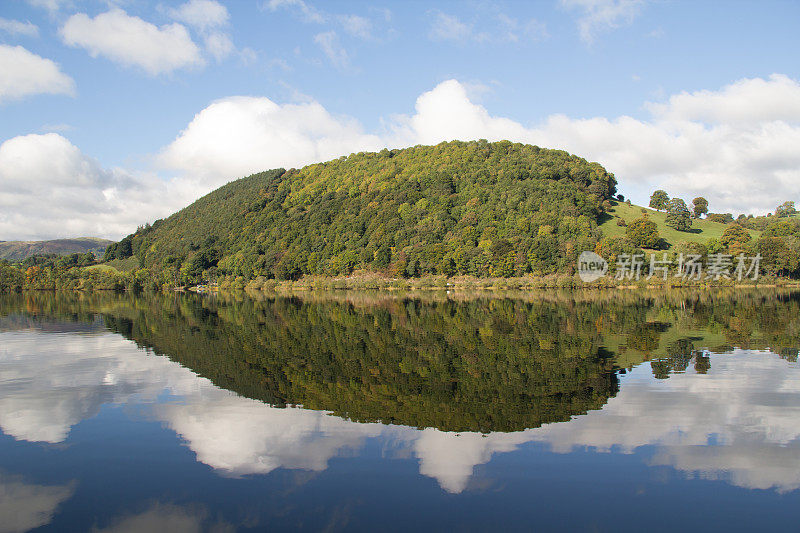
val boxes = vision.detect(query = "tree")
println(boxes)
[776,201,797,218]
[665,198,692,231]
[649,190,669,211]
[626,216,660,249]
[692,197,709,219]
[720,224,752,253]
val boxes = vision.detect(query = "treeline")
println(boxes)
[0,253,143,292]
[102,140,618,285]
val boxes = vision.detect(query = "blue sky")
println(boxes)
[1,0,799,240]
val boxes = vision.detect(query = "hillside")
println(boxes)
[0,237,112,262]
[106,140,617,283]
[598,200,761,247]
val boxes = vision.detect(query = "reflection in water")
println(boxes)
[0,290,799,512]
[95,503,233,533]
[0,472,75,533]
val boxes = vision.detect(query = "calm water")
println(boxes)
[1,290,800,532]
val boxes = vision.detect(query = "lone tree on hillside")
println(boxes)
[649,190,669,211]
[626,216,661,249]
[776,201,797,218]
[665,198,692,231]
[692,197,709,219]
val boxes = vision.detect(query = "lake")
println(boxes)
[1,290,800,532]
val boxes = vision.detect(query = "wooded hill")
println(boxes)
[0,237,111,262]
[105,140,617,284]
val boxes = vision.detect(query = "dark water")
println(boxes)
[1,290,800,532]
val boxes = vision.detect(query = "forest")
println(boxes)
[102,140,617,285]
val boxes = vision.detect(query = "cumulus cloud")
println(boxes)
[647,73,800,125]
[0,18,39,37]
[59,9,204,75]
[0,45,74,104]
[158,96,381,184]
[561,0,645,44]
[168,0,229,31]
[0,133,197,240]
[167,0,238,63]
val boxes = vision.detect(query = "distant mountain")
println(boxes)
[0,237,112,262]
[104,140,617,283]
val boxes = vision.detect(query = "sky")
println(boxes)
[0,0,799,241]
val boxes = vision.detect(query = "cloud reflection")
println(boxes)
[3,327,800,494]
[0,472,75,533]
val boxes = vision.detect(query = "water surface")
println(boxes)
[1,290,799,531]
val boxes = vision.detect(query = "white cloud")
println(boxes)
[313,30,349,69]
[24,0,71,14]
[203,32,234,62]
[0,45,74,104]
[265,0,325,24]
[647,74,800,125]
[0,18,39,37]
[159,96,381,185]
[167,0,236,62]
[428,12,474,42]
[0,133,197,240]
[429,11,548,44]
[337,14,372,39]
[561,0,645,44]
[59,9,204,76]
[167,0,229,31]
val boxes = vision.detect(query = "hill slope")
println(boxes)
[598,201,761,247]
[0,237,112,262]
[106,140,617,283]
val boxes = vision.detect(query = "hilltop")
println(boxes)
[0,237,112,262]
[104,140,617,284]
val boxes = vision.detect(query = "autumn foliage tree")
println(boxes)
[626,216,661,249]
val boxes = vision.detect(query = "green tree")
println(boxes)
[665,198,692,231]
[692,197,709,218]
[776,201,797,218]
[626,216,660,249]
[649,190,670,211]
[720,224,752,253]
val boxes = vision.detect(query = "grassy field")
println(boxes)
[598,201,761,247]
[85,256,139,273]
